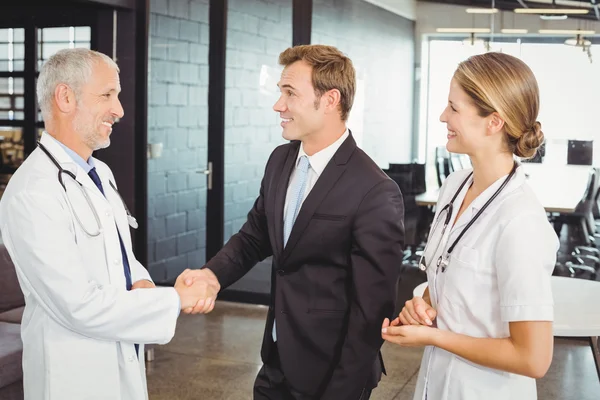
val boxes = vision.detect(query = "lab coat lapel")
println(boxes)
[38,133,108,204]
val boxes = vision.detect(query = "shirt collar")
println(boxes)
[297,129,349,177]
[45,131,96,173]
[468,163,526,213]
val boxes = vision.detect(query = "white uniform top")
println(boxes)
[413,164,559,400]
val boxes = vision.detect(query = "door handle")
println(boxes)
[197,161,213,190]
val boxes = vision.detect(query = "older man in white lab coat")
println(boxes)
[0,48,220,400]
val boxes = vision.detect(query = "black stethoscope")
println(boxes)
[419,161,518,273]
[37,141,138,237]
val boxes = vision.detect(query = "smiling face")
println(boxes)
[272,60,327,142]
[439,78,494,156]
[72,60,124,151]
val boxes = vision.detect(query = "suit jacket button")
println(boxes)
[277,269,284,276]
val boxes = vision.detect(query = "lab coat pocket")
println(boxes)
[443,245,499,336]
[442,246,480,306]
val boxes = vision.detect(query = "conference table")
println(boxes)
[416,163,593,213]
[413,276,600,381]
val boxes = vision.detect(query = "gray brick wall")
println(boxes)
[147,0,210,282]
[312,0,415,169]
[146,0,414,284]
[223,0,291,243]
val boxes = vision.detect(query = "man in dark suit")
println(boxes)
[183,44,404,399]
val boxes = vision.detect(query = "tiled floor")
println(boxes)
[147,301,600,400]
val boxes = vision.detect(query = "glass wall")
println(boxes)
[146,0,210,282]
[223,0,291,243]
[423,38,600,188]
[311,0,415,169]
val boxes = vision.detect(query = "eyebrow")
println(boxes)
[277,83,296,91]
[102,87,121,94]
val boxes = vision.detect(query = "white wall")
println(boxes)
[364,0,417,21]
[413,1,600,164]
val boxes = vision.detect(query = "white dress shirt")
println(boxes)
[413,164,559,400]
[283,129,349,222]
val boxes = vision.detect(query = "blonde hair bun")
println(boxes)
[516,121,544,159]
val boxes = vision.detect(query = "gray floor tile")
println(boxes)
[147,302,600,400]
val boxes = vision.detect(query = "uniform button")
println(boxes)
[277,270,284,276]
[128,356,135,362]
[113,259,120,265]
[105,211,111,217]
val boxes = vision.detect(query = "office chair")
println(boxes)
[435,146,451,187]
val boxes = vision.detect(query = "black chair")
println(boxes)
[384,163,426,247]
[573,168,600,257]
[449,153,463,172]
[435,146,451,188]
[383,163,430,270]
[553,168,600,278]
[567,140,594,166]
[552,168,596,241]
[385,163,426,196]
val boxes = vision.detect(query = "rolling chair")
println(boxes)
[435,146,451,187]
[553,168,600,277]
[449,153,463,172]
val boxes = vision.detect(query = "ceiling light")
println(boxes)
[539,29,595,34]
[565,37,592,46]
[466,8,499,14]
[436,28,492,33]
[501,28,529,34]
[514,8,589,14]
[540,14,568,20]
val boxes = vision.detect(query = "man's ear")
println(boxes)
[54,84,77,114]
[322,88,341,116]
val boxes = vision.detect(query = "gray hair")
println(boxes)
[37,48,119,122]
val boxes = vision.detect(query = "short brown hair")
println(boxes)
[279,44,356,121]
[454,52,543,159]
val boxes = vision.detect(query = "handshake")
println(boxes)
[174,268,221,314]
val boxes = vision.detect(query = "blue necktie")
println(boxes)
[273,156,310,342]
[88,168,138,355]
[283,156,310,247]
[88,168,133,291]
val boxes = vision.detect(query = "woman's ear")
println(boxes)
[487,112,505,135]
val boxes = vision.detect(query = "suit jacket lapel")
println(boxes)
[273,142,300,258]
[282,134,356,263]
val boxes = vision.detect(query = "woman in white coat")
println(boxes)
[381,52,558,399]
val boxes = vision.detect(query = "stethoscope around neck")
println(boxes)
[418,161,518,273]
[37,141,138,237]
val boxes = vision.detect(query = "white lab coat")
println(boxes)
[414,165,559,400]
[0,133,181,400]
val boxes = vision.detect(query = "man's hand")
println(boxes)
[131,280,155,290]
[399,296,437,326]
[174,268,221,314]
